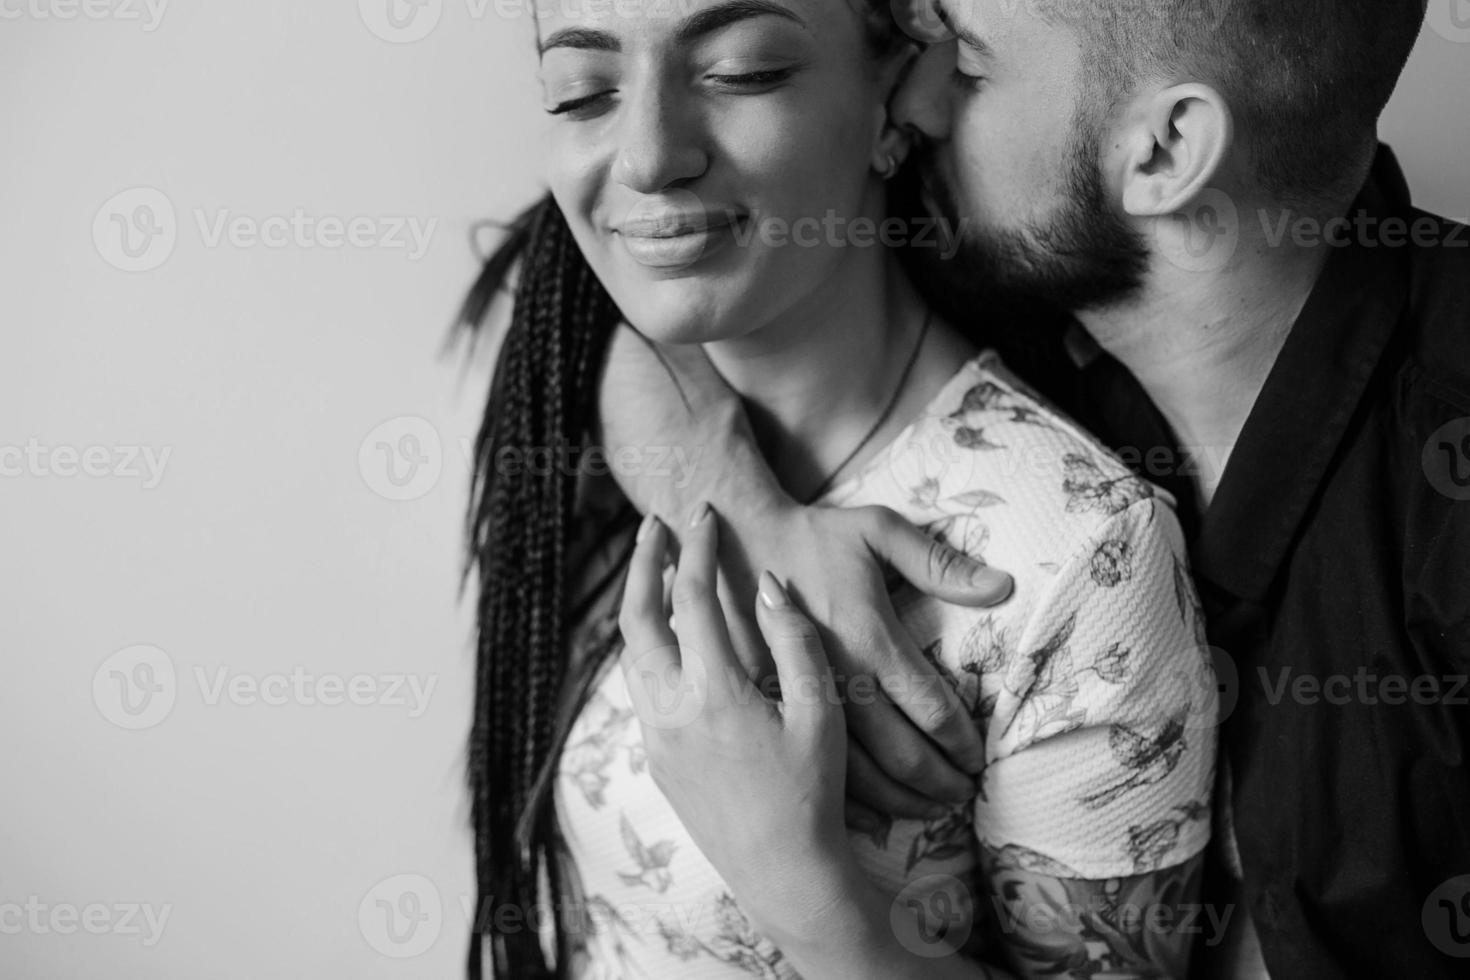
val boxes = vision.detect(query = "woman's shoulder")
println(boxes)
[859,347,1192,627]
[872,347,1177,536]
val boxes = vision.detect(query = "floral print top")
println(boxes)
[548,349,1218,978]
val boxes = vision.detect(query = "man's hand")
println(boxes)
[597,324,1015,826]
[740,497,1013,825]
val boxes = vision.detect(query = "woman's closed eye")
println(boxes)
[543,61,803,118]
[547,89,615,117]
[950,67,987,94]
[704,65,799,90]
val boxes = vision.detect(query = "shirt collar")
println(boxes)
[1190,144,1415,601]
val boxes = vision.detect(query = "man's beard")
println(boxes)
[905,120,1150,318]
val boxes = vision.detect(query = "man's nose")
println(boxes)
[613,84,708,193]
[892,41,957,143]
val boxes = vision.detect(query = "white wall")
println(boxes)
[1,4,1465,978]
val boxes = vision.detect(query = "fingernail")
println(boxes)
[636,512,659,544]
[758,570,789,609]
[973,565,1014,600]
[689,501,711,528]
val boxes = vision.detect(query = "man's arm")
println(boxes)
[595,323,1015,818]
[979,848,1206,979]
[745,846,1204,980]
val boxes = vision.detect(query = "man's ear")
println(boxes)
[1114,83,1233,217]
[872,44,922,176]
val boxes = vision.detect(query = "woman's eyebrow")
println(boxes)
[673,0,807,44]
[539,27,620,55]
[539,0,806,55]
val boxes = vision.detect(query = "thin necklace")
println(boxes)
[801,309,933,505]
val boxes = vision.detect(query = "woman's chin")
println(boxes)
[624,316,735,347]
[617,294,753,347]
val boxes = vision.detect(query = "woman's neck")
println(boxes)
[701,253,977,502]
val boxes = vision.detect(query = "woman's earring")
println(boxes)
[877,153,900,181]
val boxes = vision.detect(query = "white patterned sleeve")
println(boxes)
[972,496,1219,880]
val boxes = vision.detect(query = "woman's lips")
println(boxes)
[614,210,741,270]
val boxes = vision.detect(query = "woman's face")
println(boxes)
[538,0,899,345]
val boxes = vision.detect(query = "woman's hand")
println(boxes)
[597,324,1009,828]
[616,502,860,936]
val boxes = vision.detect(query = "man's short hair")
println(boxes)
[1047,0,1428,207]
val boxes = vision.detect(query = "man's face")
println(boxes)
[891,0,1148,312]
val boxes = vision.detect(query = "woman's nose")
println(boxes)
[613,84,708,193]
[892,41,957,143]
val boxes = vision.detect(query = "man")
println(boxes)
[585,0,1469,976]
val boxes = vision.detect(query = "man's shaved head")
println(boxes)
[1036,0,1428,205]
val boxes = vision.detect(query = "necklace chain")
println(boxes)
[801,309,933,505]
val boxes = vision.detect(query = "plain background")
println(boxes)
[2,3,1466,977]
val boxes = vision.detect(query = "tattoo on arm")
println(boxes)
[980,845,1205,979]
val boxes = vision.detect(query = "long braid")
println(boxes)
[458,194,623,979]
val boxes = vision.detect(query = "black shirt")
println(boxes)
[1069,146,1470,978]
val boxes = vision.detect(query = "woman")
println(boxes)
[459,0,1219,976]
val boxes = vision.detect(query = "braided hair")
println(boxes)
[456,194,629,979]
